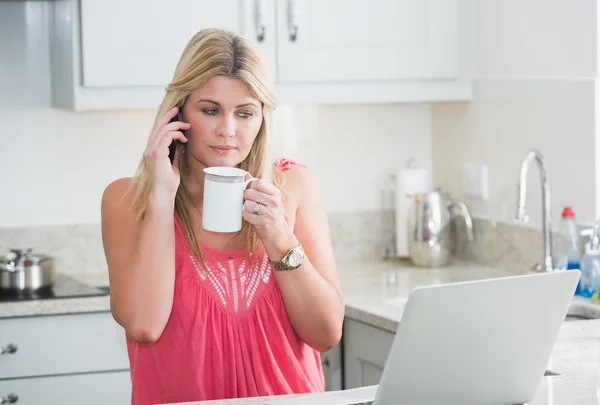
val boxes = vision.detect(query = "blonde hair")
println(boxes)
[128,28,280,263]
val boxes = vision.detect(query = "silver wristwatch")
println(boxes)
[272,244,305,271]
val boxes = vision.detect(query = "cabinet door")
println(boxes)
[0,371,130,405]
[343,319,395,389]
[0,312,129,379]
[275,0,460,83]
[320,343,342,391]
[79,0,276,88]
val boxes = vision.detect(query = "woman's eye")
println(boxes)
[238,111,253,119]
[202,108,218,116]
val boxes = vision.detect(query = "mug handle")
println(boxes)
[241,175,255,212]
[244,174,255,189]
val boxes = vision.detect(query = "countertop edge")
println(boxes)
[2,262,600,329]
[3,298,597,333]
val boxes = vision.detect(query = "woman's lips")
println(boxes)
[210,146,235,155]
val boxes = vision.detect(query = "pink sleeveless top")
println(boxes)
[125,160,324,405]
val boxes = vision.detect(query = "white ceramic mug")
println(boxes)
[202,167,252,233]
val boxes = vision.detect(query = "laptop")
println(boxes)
[265,270,581,405]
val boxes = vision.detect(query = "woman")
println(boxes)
[100,28,345,404]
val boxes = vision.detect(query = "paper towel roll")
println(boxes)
[395,168,431,257]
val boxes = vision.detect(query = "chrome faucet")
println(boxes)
[588,220,600,252]
[515,149,554,272]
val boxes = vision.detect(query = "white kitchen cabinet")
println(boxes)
[276,0,459,83]
[0,312,130,404]
[78,0,240,88]
[50,0,276,111]
[320,343,343,391]
[0,371,130,405]
[0,312,129,379]
[49,0,472,111]
[77,0,277,88]
[343,319,395,389]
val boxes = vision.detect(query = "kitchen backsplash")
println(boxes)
[452,216,594,273]
[0,212,591,277]
[0,211,386,276]
[0,224,107,276]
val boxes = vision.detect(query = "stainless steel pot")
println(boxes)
[0,249,55,291]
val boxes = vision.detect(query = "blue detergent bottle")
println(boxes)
[579,236,600,299]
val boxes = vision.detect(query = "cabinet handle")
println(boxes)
[0,393,18,404]
[255,0,267,42]
[0,344,17,355]
[321,356,330,368]
[287,0,298,42]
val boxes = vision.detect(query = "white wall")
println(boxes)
[474,1,596,79]
[272,104,431,214]
[431,0,598,227]
[0,1,432,228]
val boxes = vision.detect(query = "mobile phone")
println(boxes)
[168,114,184,164]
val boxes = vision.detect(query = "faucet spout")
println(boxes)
[589,219,600,252]
[515,149,554,272]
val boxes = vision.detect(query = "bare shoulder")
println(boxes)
[101,177,135,218]
[279,164,321,206]
[102,177,131,206]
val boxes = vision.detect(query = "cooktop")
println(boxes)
[0,273,109,302]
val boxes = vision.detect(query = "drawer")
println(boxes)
[0,312,129,379]
[0,370,131,405]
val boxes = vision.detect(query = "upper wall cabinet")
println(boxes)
[49,0,472,111]
[76,0,277,88]
[276,0,459,83]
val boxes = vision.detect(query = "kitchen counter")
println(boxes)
[1,259,599,324]
[0,272,111,319]
[338,259,600,332]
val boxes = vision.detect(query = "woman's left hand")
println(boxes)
[242,178,297,259]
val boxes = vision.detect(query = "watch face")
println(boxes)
[289,250,303,267]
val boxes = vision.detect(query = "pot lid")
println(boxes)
[0,249,52,267]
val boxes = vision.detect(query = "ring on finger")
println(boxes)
[253,202,261,215]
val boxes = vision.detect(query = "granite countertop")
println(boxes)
[0,272,111,319]
[2,259,599,324]
[338,259,600,332]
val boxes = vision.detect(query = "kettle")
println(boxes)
[408,188,474,267]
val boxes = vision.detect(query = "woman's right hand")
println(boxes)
[144,107,190,197]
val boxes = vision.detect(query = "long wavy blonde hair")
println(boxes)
[128,28,280,264]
